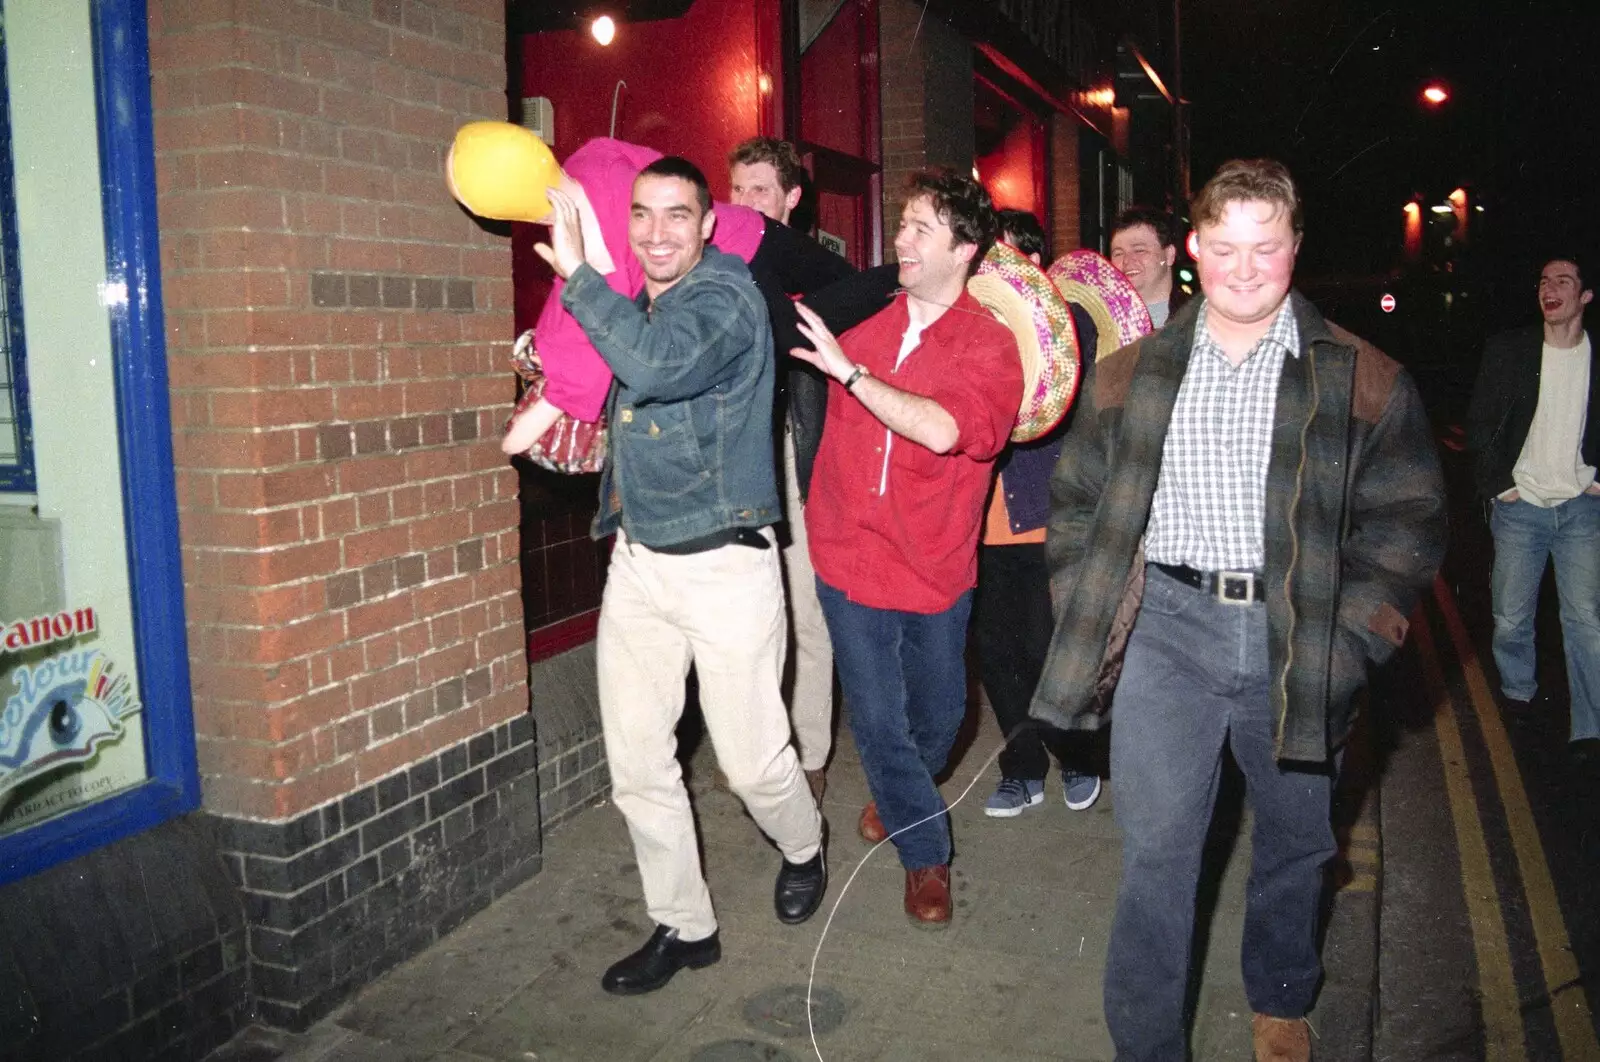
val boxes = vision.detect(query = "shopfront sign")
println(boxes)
[0,606,146,831]
[2,641,142,800]
[3,607,98,652]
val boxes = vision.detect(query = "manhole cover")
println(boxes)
[741,984,848,1038]
[689,1040,798,1062]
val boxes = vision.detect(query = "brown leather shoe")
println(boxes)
[1252,1014,1311,1062]
[904,865,951,928]
[806,768,827,804]
[858,801,887,843]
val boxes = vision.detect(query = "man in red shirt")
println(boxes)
[792,170,1022,927]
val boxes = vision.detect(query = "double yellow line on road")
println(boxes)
[1416,575,1599,1061]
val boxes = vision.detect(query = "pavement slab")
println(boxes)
[209,703,1377,1062]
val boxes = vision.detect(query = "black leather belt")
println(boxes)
[1151,562,1265,605]
[645,526,771,555]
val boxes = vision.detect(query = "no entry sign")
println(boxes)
[1380,293,1396,313]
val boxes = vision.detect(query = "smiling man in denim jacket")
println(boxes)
[536,157,827,996]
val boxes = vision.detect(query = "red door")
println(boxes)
[795,0,881,268]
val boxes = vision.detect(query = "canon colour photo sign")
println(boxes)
[0,0,198,886]
[0,606,147,833]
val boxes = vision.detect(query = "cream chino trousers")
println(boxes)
[597,528,823,941]
[781,428,836,772]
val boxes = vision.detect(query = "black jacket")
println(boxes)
[746,221,898,500]
[1466,325,1600,500]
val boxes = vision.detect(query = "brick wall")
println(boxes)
[1051,113,1083,259]
[877,0,926,261]
[877,0,974,262]
[149,0,528,824]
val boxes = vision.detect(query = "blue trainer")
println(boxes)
[984,777,1045,818]
[1062,770,1102,811]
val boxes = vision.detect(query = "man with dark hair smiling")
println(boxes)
[1110,206,1184,326]
[1033,159,1445,1061]
[793,169,1022,928]
[536,156,827,995]
[1468,254,1600,760]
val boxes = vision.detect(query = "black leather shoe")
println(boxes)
[774,847,827,924]
[600,925,720,995]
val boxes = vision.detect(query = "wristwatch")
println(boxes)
[841,364,870,392]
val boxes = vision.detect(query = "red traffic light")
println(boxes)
[1421,83,1450,106]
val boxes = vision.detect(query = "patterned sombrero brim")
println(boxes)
[966,243,1081,443]
[1046,249,1153,360]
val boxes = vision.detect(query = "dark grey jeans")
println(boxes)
[1104,565,1336,1061]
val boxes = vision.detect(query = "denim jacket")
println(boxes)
[561,246,781,547]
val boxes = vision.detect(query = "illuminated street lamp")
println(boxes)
[1421,82,1450,106]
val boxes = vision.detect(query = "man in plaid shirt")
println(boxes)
[1031,160,1446,1062]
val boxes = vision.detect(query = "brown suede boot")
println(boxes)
[1252,1014,1310,1062]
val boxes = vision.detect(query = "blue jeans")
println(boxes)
[1490,492,1600,741]
[816,578,973,870]
[1104,567,1336,1062]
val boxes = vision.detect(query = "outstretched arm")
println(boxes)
[790,301,958,453]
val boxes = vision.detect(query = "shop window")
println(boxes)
[0,0,198,886]
[0,29,35,493]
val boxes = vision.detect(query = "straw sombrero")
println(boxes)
[1046,249,1153,360]
[966,243,1081,442]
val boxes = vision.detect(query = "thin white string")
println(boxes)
[805,729,1017,1060]
[907,0,930,57]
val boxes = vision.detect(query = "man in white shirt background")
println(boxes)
[1468,255,1600,760]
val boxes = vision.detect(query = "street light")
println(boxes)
[1421,82,1449,106]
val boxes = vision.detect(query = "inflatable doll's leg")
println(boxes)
[501,396,565,456]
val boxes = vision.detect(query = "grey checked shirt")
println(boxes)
[1143,301,1301,571]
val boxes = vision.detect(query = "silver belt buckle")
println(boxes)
[1216,571,1256,605]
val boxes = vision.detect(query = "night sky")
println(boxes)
[1182,0,1600,298]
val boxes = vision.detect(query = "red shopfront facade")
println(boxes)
[510,0,883,660]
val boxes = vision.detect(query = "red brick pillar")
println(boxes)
[876,0,974,262]
[878,0,928,262]
[1051,113,1083,259]
[149,0,536,1028]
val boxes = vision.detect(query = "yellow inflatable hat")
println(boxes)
[446,121,560,223]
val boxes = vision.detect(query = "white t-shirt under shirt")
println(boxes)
[1510,332,1596,506]
[875,318,928,496]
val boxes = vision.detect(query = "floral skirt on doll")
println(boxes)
[506,330,608,474]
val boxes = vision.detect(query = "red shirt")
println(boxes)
[807,290,1023,613]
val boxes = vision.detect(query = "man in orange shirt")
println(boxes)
[976,210,1104,817]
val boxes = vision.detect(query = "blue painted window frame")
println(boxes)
[0,12,36,493]
[0,0,200,887]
